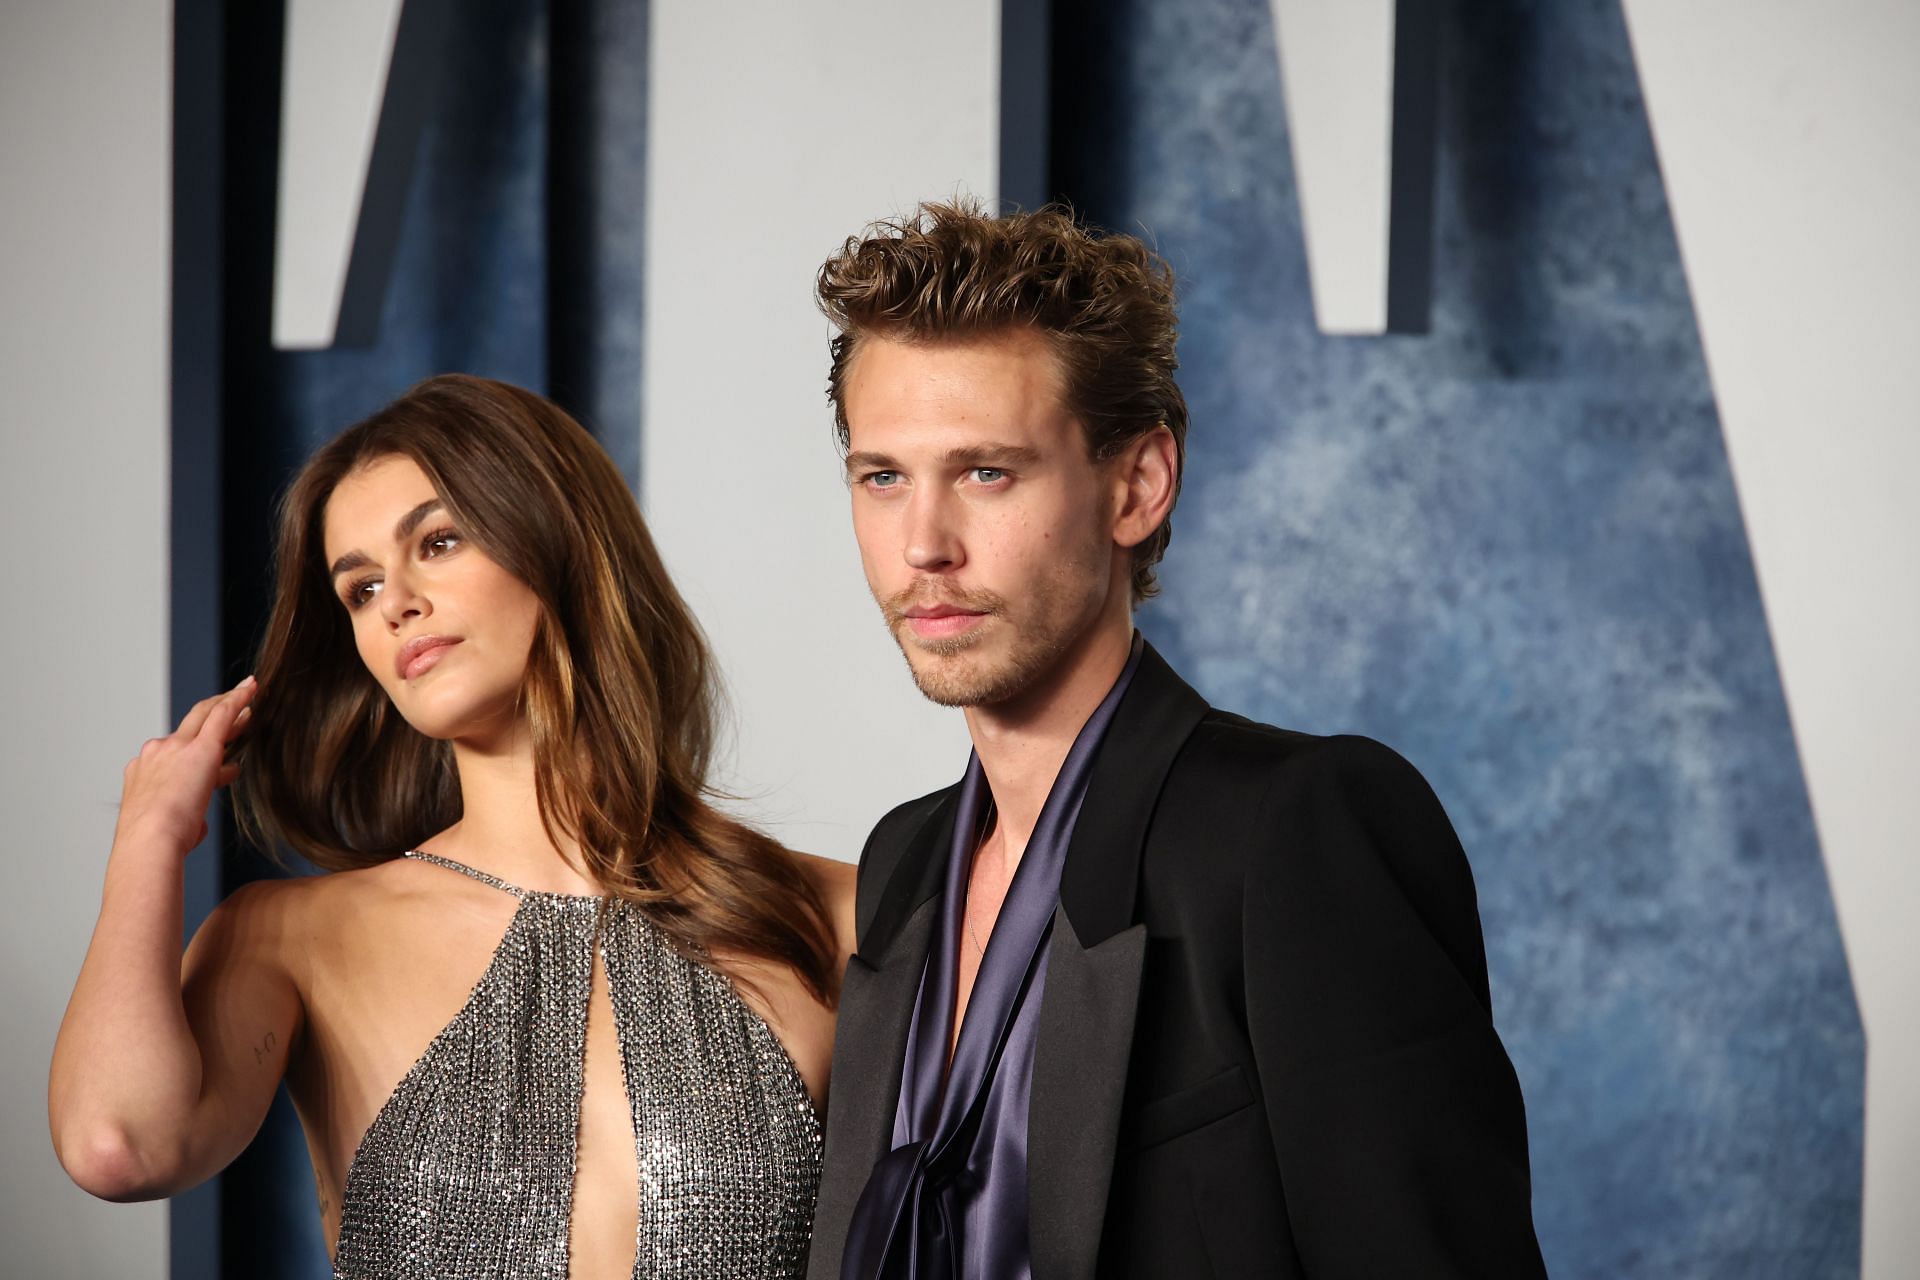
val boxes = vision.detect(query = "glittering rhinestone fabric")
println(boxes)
[332,851,822,1279]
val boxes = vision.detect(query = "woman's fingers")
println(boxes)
[194,677,257,745]
[174,679,241,740]
[211,682,257,740]
[216,763,241,788]
[173,692,227,741]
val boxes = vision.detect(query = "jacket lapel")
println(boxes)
[1028,641,1210,1280]
[808,793,957,1280]
[1029,912,1148,1280]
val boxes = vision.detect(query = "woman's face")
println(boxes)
[321,454,542,743]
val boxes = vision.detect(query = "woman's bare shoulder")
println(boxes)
[199,863,389,940]
[214,856,414,917]
[183,870,337,998]
[204,856,495,961]
[214,856,523,1013]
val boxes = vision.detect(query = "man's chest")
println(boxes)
[951,839,1020,1054]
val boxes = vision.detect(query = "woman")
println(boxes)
[49,374,856,1278]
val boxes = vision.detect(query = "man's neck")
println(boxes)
[962,614,1134,869]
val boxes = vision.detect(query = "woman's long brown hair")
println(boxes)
[232,374,838,1003]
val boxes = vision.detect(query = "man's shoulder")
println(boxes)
[847,782,959,944]
[864,783,958,853]
[854,781,957,884]
[1171,707,1427,801]
[1153,708,1470,917]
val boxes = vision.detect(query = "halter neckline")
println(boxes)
[402,848,609,901]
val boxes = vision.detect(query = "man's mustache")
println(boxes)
[879,582,1006,626]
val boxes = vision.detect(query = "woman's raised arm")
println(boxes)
[48,676,303,1201]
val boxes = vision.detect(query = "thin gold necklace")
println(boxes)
[964,800,998,959]
[966,900,990,958]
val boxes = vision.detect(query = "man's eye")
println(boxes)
[972,468,1006,484]
[866,471,901,489]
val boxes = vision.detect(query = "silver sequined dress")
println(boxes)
[331,850,822,1279]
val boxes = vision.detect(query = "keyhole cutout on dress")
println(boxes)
[567,941,641,1279]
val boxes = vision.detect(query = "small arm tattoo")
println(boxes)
[251,1029,277,1067]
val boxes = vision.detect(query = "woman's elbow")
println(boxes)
[54,1121,183,1202]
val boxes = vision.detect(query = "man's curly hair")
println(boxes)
[816,199,1188,603]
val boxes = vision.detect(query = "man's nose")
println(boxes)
[902,489,964,573]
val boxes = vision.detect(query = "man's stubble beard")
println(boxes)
[895,614,1077,708]
[878,558,1105,710]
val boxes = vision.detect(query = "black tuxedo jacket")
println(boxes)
[809,643,1546,1279]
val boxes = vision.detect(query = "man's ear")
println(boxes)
[1111,425,1179,550]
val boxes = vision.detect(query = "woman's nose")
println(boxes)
[379,569,430,628]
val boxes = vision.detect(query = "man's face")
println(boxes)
[843,329,1125,708]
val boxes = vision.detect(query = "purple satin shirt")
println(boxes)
[841,635,1144,1280]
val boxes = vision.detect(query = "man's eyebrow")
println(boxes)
[941,444,1041,467]
[843,444,1043,479]
[843,450,899,479]
[327,498,445,580]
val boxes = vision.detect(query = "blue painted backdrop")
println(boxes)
[1054,0,1863,1275]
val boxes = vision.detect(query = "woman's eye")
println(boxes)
[345,578,381,609]
[421,528,462,558]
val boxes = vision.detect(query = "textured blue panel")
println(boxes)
[1054,0,1863,1275]
[271,1,551,464]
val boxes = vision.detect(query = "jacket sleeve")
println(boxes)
[1242,735,1547,1277]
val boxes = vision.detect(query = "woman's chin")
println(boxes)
[389,697,516,746]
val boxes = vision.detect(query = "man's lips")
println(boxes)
[900,605,988,639]
[396,635,462,680]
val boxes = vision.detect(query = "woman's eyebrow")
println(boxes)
[328,549,371,581]
[328,499,445,580]
[394,497,446,540]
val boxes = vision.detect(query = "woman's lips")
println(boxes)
[396,636,462,680]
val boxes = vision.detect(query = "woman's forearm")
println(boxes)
[49,826,208,1200]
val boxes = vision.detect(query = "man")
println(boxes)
[809,201,1545,1279]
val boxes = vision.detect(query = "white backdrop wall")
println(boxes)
[1620,4,1920,1273]
[0,3,174,1276]
[640,0,998,859]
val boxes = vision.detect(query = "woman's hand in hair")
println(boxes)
[112,675,256,858]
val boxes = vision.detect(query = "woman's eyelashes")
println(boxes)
[340,528,464,609]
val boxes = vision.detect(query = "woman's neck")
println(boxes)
[420,722,600,895]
